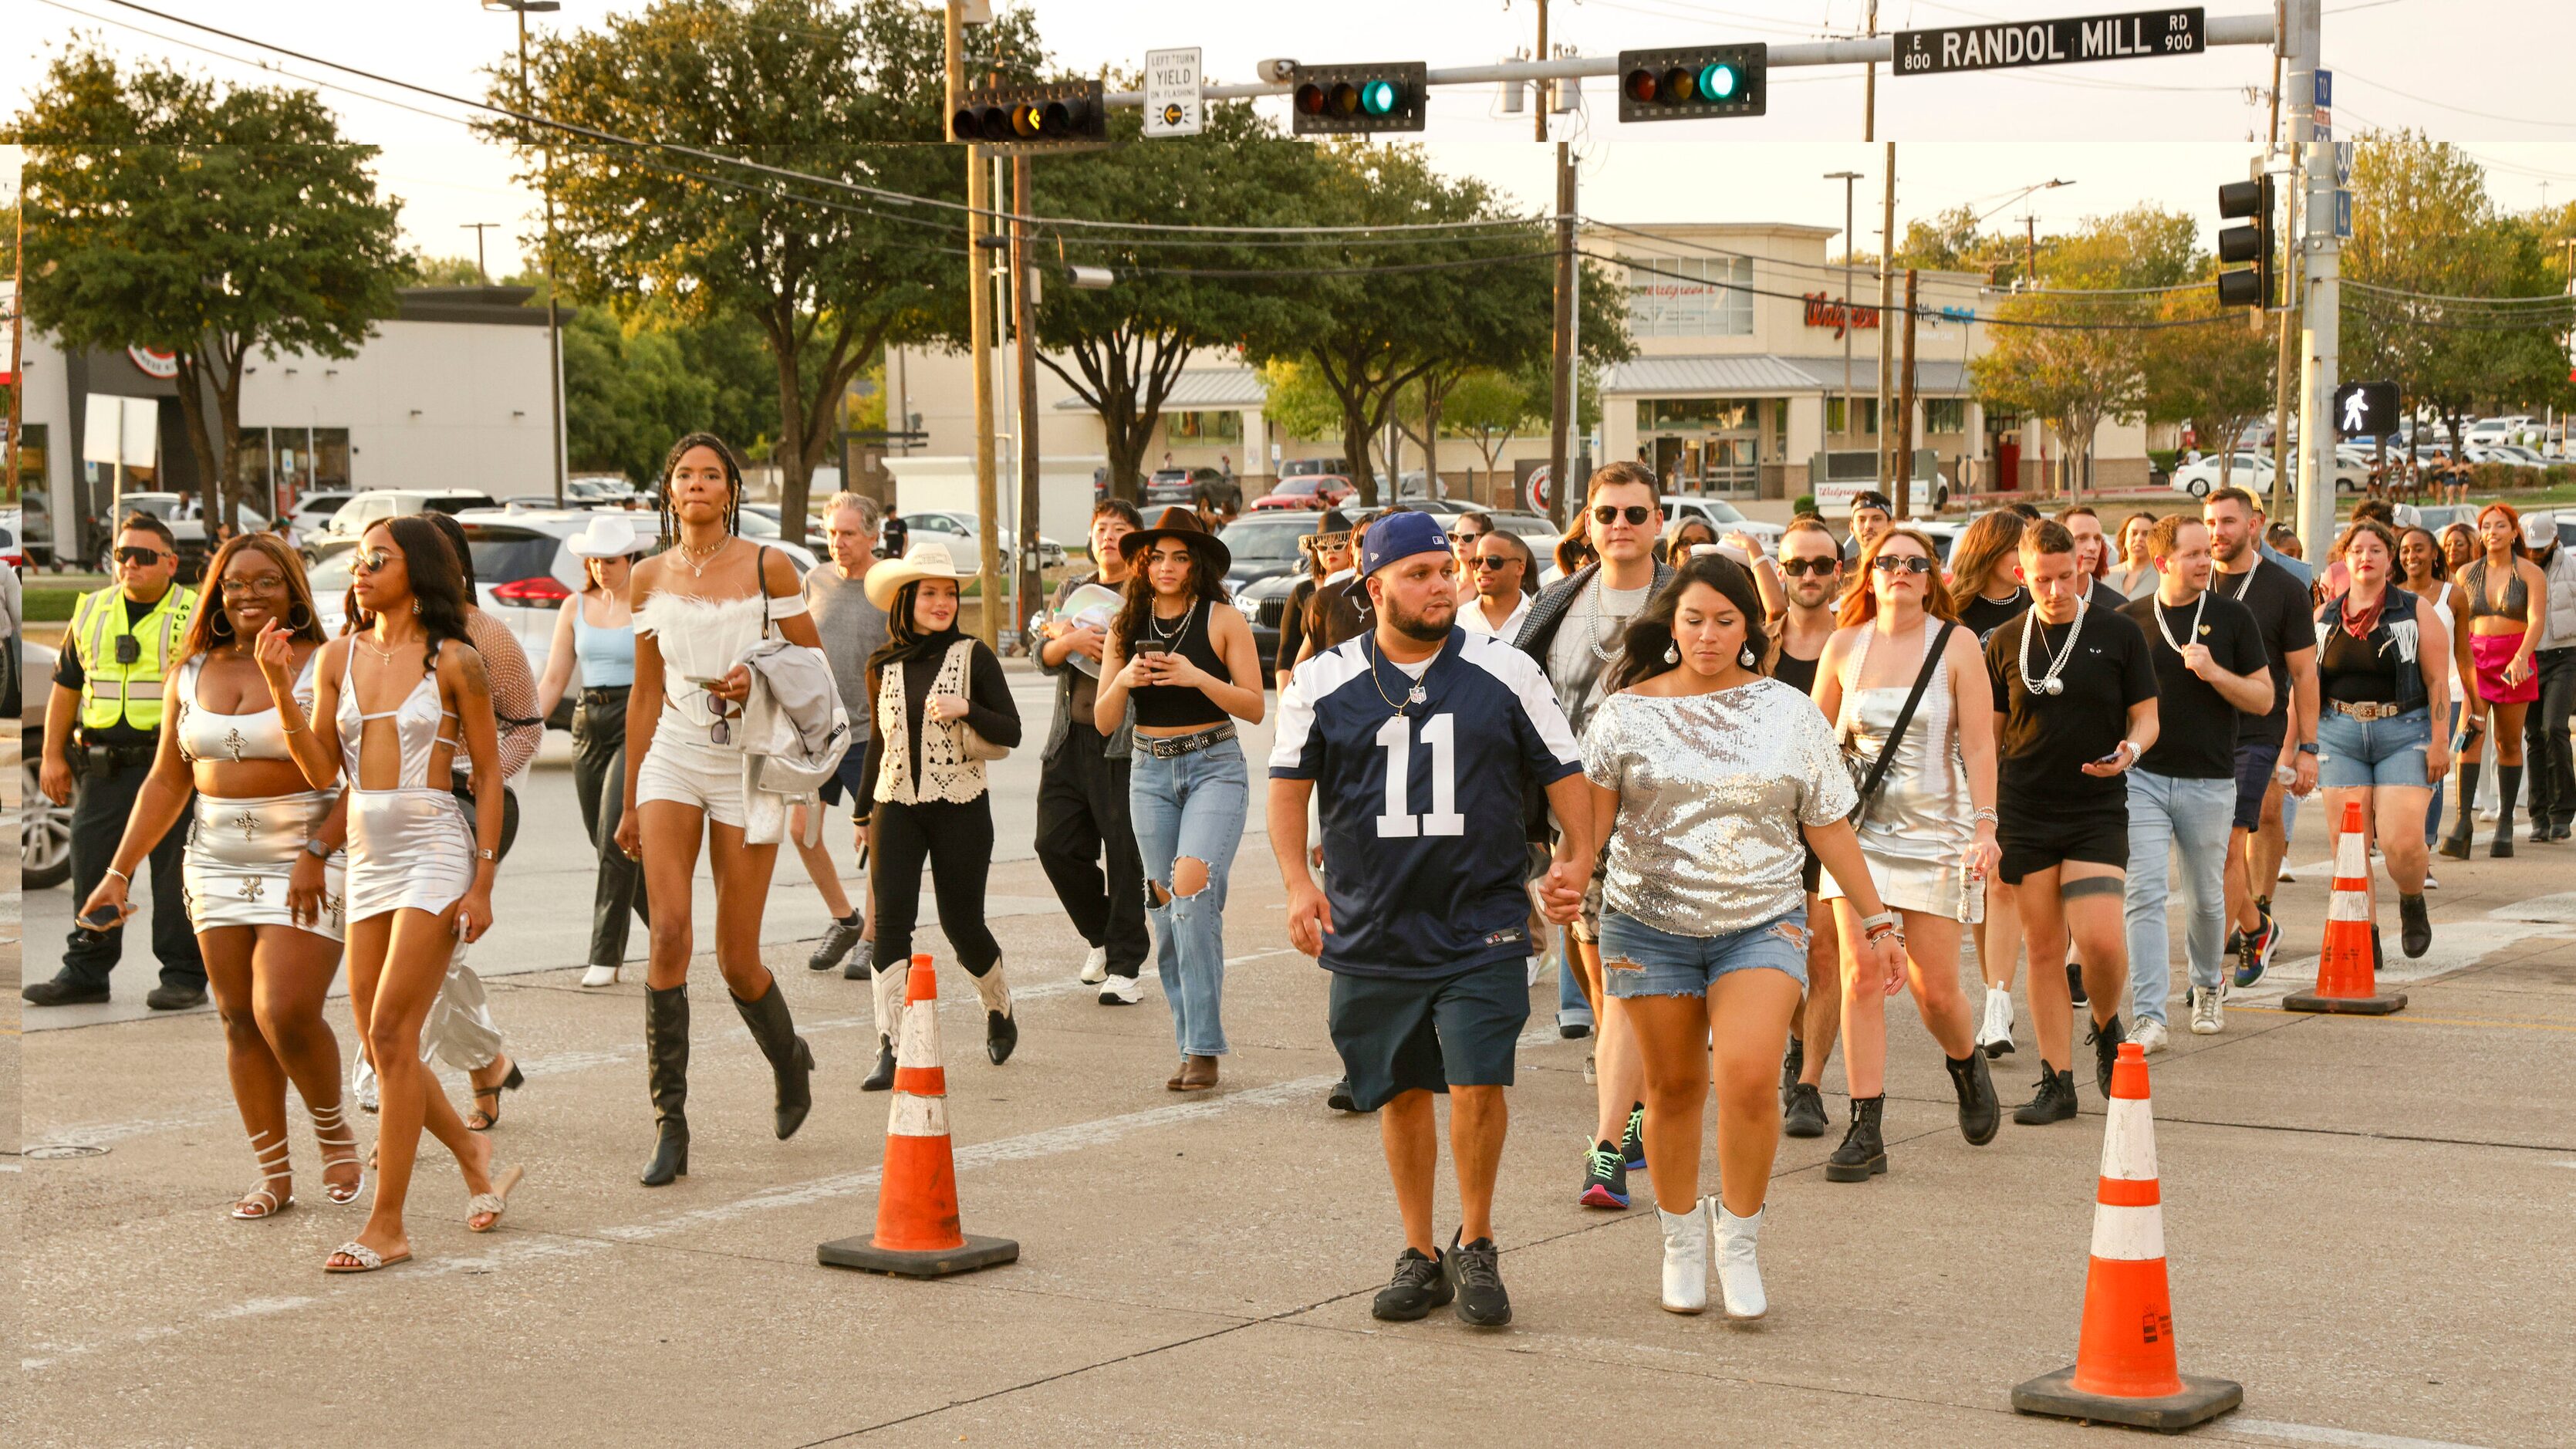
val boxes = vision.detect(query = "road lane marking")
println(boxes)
[2225,1418,2489,1449]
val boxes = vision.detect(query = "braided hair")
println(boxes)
[657,431,745,545]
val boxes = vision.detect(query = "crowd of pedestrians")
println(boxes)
[28,428,2572,1321]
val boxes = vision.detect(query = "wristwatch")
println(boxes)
[2297,741,2320,756]
[302,838,331,860]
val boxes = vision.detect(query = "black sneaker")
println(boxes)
[2012,1068,2079,1125]
[1327,1077,1359,1113]
[1444,1232,1511,1326]
[1578,1139,1629,1209]
[2087,1014,2126,1096]
[2399,893,2432,959]
[1780,1035,1805,1103]
[1370,1247,1453,1322]
[2065,957,2088,1006]
[22,977,110,1008]
[1782,1082,1828,1139]
[146,981,208,1011]
[842,938,875,981]
[807,913,863,971]
[1620,1102,1647,1172]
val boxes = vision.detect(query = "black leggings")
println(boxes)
[871,796,1001,977]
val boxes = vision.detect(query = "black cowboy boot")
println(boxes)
[731,979,816,1140]
[640,985,689,1187]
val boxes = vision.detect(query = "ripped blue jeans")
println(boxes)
[1129,739,1247,1058]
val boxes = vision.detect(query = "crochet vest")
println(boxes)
[874,640,987,806]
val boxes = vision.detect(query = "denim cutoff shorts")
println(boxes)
[2316,705,2432,791]
[1598,906,1808,998]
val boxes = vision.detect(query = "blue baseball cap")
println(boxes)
[1361,510,1452,578]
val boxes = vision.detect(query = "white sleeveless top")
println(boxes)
[636,584,807,742]
[177,650,319,765]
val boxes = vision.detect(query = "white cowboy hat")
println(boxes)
[864,543,970,611]
[567,514,643,559]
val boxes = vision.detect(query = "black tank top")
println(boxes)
[1130,599,1230,729]
[1772,645,1821,696]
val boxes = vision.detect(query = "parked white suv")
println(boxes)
[304,488,501,564]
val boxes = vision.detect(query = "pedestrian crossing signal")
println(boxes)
[1618,45,1767,121]
[1291,62,1428,136]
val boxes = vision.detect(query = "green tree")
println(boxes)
[403,252,490,287]
[1443,366,1543,498]
[13,46,406,526]
[1030,100,1328,502]
[494,0,1041,541]
[2140,289,2277,495]
[1893,204,1988,273]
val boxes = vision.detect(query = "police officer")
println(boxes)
[27,511,206,1008]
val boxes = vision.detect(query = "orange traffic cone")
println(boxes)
[819,954,1019,1278]
[2283,799,2409,1015]
[2012,1043,2241,1431]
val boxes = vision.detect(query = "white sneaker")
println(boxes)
[2424,872,2439,890]
[1975,985,2017,1058]
[353,1055,379,1113]
[1713,1201,1767,1320]
[1526,954,1543,987]
[579,963,620,988]
[1079,946,1109,985]
[1583,1052,1597,1086]
[2131,1018,2171,1056]
[1097,973,1145,1005]
[1658,1204,1709,1314]
[2189,985,2224,1036]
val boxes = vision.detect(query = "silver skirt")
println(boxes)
[346,786,474,923]
[183,791,346,941]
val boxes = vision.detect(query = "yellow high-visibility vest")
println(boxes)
[70,583,197,735]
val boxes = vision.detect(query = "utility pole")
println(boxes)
[2268,156,2300,521]
[2023,214,2040,286]
[488,0,567,507]
[947,2,1001,649]
[1863,0,1879,141]
[1826,170,1862,464]
[461,222,497,282]
[1013,155,1040,652]
[6,198,21,508]
[1897,268,1919,520]
[1548,140,1575,526]
[1532,0,1549,144]
[1877,143,1896,491]
[2291,0,2337,562]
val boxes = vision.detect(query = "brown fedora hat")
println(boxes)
[1117,505,1232,573]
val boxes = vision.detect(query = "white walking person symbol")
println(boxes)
[2340,391,2368,435]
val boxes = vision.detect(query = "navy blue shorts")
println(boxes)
[815,743,873,819]
[1326,959,1530,1112]
[2231,737,2283,833]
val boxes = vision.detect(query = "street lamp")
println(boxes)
[1825,170,1863,450]
[484,0,566,507]
[1974,178,2075,288]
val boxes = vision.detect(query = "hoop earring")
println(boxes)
[209,610,233,639]
[1663,643,1679,664]
[1739,644,1757,667]
[285,602,313,632]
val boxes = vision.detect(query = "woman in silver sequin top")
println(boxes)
[1582,552,1906,1321]
[1811,526,2004,1187]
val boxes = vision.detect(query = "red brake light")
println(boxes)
[491,575,571,606]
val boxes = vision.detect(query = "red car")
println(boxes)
[1249,475,1354,511]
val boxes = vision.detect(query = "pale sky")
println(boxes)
[15,0,2576,275]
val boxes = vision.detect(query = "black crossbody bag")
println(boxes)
[1845,620,1957,826]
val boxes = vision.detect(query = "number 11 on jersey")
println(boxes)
[1374,714,1465,838]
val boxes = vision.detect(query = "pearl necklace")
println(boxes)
[2152,589,2207,654]
[2017,597,2088,697]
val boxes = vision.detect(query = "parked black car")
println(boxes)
[1217,510,1323,669]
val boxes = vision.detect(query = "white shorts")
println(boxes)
[634,734,745,828]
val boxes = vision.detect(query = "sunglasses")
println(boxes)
[114,545,166,565]
[351,548,395,575]
[1592,505,1654,527]
[1778,557,1840,578]
[1450,529,1487,543]
[1870,555,1935,575]
[1471,556,1521,570]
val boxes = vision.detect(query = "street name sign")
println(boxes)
[1143,47,1204,137]
[1893,8,2204,76]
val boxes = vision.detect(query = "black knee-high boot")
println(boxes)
[2493,764,2522,858]
[2440,762,2480,858]
[731,978,815,1140]
[640,985,689,1186]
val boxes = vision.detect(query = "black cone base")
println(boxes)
[2010,1366,2243,1432]
[2281,988,2407,1015]
[818,1232,1019,1278]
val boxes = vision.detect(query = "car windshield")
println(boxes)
[1271,478,1321,496]
[460,526,561,586]
[1218,515,1315,563]
[121,495,181,518]
[425,495,498,515]
[309,553,355,595]
[1700,500,1747,523]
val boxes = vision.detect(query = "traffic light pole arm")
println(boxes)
[1096,13,2274,107]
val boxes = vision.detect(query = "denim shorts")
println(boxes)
[1598,907,1808,998]
[2316,705,2432,791]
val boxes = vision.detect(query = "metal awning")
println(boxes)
[1052,366,1265,411]
[1603,353,1974,397]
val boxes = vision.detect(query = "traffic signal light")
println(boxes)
[1618,45,1767,122]
[1290,62,1427,136]
[2216,175,2274,309]
[948,79,1107,153]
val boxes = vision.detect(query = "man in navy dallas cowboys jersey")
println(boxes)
[1269,510,1592,1329]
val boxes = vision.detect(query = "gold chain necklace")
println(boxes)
[678,534,731,579]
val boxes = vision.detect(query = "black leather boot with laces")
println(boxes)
[1824,1095,1887,1181]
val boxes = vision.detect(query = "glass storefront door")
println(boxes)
[1639,397,1764,496]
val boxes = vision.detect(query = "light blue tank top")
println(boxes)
[572,599,637,688]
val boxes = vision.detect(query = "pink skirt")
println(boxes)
[2471,630,2538,704]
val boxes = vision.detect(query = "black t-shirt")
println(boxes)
[2119,590,2269,780]
[2088,579,2130,615]
[1958,588,2030,643]
[1986,604,2159,826]
[2213,558,2314,748]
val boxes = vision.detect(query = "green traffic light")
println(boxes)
[1698,62,1738,101]
[1360,79,1399,116]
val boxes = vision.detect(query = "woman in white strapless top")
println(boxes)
[80,534,362,1221]
[616,432,825,1188]
[262,515,520,1273]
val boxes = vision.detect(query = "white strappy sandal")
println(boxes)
[231,1128,294,1221]
[309,1100,366,1206]
[467,1164,525,1234]
[322,1240,411,1274]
